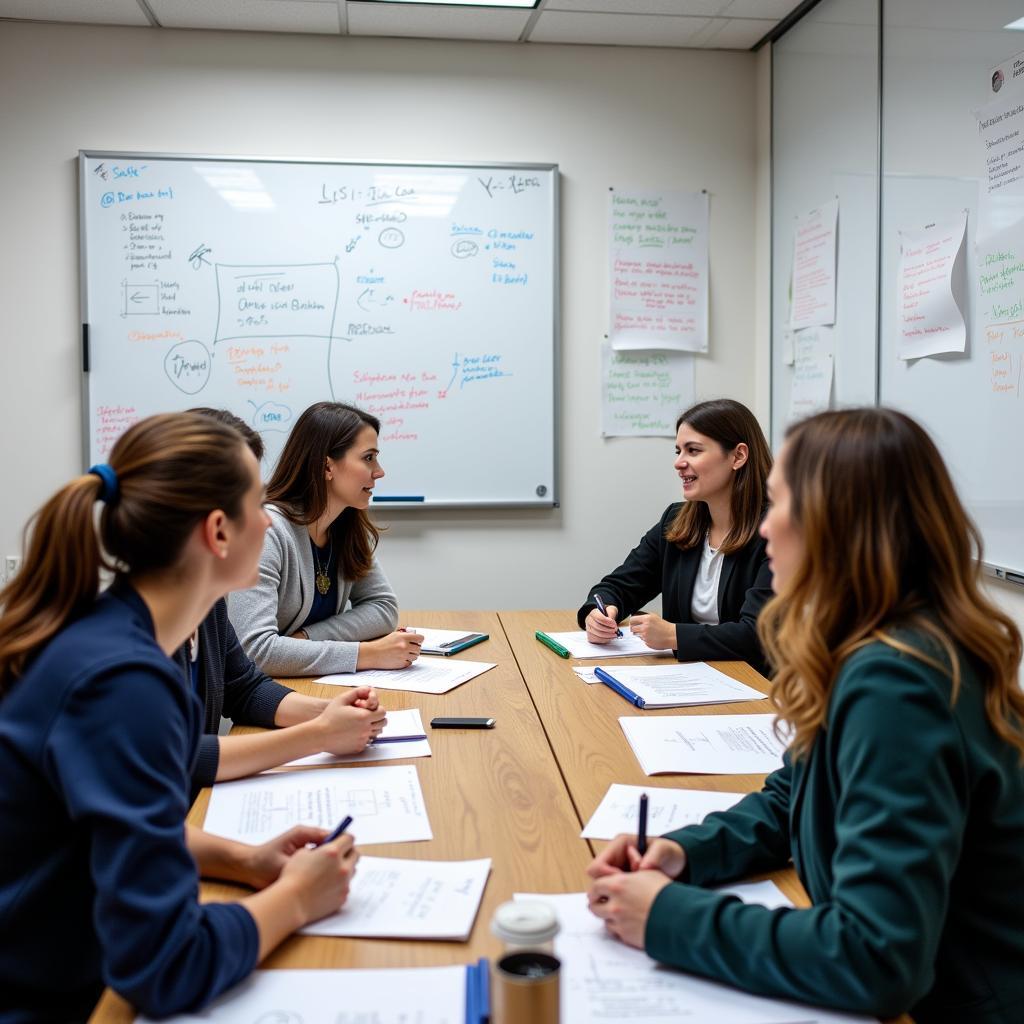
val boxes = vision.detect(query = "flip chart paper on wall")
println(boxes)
[790,198,838,328]
[788,325,835,421]
[600,345,695,437]
[896,213,968,359]
[78,153,558,507]
[608,188,709,352]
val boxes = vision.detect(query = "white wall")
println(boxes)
[0,21,758,610]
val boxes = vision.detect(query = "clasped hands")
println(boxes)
[585,604,676,652]
[585,835,686,948]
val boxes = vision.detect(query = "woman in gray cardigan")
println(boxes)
[229,402,422,677]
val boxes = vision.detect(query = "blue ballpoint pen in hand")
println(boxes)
[317,815,354,846]
[636,793,648,864]
[593,593,623,638]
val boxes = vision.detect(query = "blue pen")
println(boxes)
[593,593,623,638]
[476,957,490,1023]
[594,666,645,708]
[317,814,353,846]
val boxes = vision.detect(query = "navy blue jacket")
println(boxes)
[0,583,258,1023]
[578,503,773,674]
[174,598,293,791]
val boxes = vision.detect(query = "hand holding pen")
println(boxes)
[585,593,622,643]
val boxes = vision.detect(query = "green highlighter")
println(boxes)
[535,631,571,658]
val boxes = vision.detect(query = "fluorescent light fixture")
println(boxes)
[366,0,538,8]
[1006,17,1024,29]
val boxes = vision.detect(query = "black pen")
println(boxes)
[636,793,648,864]
[594,593,623,638]
[317,814,353,846]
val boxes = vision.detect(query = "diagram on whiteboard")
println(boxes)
[82,155,557,505]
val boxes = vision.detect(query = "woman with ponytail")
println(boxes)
[0,414,359,1023]
[585,408,1024,1023]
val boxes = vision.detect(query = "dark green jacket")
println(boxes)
[645,639,1024,1023]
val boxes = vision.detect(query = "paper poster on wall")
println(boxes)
[601,344,695,437]
[896,213,968,360]
[974,95,1024,198]
[788,326,835,422]
[976,216,1024,397]
[608,188,708,353]
[790,198,838,329]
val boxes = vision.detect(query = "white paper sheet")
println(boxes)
[717,879,794,911]
[975,93,1024,197]
[203,764,432,845]
[138,965,467,1024]
[581,783,746,840]
[609,188,709,352]
[573,666,601,684]
[280,709,431,769]
[401,627,488,655]
[514,892,872,1024]
[542,630,673,660]
[601,345,696,437]
[318,658,497,694]
[897,213,968,359]
[789,325,835,422]
[593,663,766,709]
[791,198,839,329]
[302,855,491,939]
[620,714,790,775]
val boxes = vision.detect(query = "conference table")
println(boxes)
[91,610,907,1023]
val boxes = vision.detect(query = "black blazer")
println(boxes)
[577,503,773,675]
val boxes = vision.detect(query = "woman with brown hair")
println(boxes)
[0,413,359,1022]
[228,401,421,677]
[579,398,774,673]
[586,408,1024,1023]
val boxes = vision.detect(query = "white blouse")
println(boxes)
[690,538,724,625]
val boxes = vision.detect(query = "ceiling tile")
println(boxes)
[148,0,341,34]
[348,2,531,42]
[720,0,801,18]
[545,0,729,16]
[529,10,711,47]
[702,16,775,48]
[0,0,150,24]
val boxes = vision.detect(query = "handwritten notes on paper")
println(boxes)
[788,325,835,421]
[977,223,1024,397]
[319,659,497,695]
[601,347,695,437]
[791,199,838,329]
[609,189,709,352]
[897,214,968,359]
[975,95,1024,197]
[203,764,432,845]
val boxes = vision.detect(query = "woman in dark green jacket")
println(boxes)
[587,408,1024,1024]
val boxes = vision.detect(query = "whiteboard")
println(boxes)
[78,152,559,507]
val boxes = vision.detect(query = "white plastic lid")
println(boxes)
[490,901,560,945]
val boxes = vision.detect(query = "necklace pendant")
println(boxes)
[315,569,331,596]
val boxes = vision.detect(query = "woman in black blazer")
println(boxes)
[578,399,773,675]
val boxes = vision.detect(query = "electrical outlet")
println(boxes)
[4,555,21,583]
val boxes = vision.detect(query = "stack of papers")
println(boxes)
[513,891,873,1024]
[203,764,433,844]
[302,855,491,939]
[404,627,489,655]
[581,783,746,840]
[318,659,496,694]
[620,714,790,775]
[542,630,673,659]
[593,663,766,709]
[281,709,431,769]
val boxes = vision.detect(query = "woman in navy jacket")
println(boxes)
[579,399,773,675]
[0,414,358,1023]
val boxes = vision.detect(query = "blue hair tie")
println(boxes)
[87,464,119,504]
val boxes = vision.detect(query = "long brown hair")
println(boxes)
[665,399,772,554]
[0,413,252,695]
[265,402,381,580]
[760,407,1024,759]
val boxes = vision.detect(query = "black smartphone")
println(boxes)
[430,716,496,729]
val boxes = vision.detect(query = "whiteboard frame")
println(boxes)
[78,150,561,510]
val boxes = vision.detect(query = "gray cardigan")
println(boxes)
[227,507,399,676]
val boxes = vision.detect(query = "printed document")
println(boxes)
[319,659,496,694]
[544,630,673,659]
[138,965,466,1024]
[303,856,491,939]
[281,708,430,769]
[620,713,790,775]
[581,783,746,840]
[203,764,432,845]
[514,892,872,1024]
[595,662,766,708]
